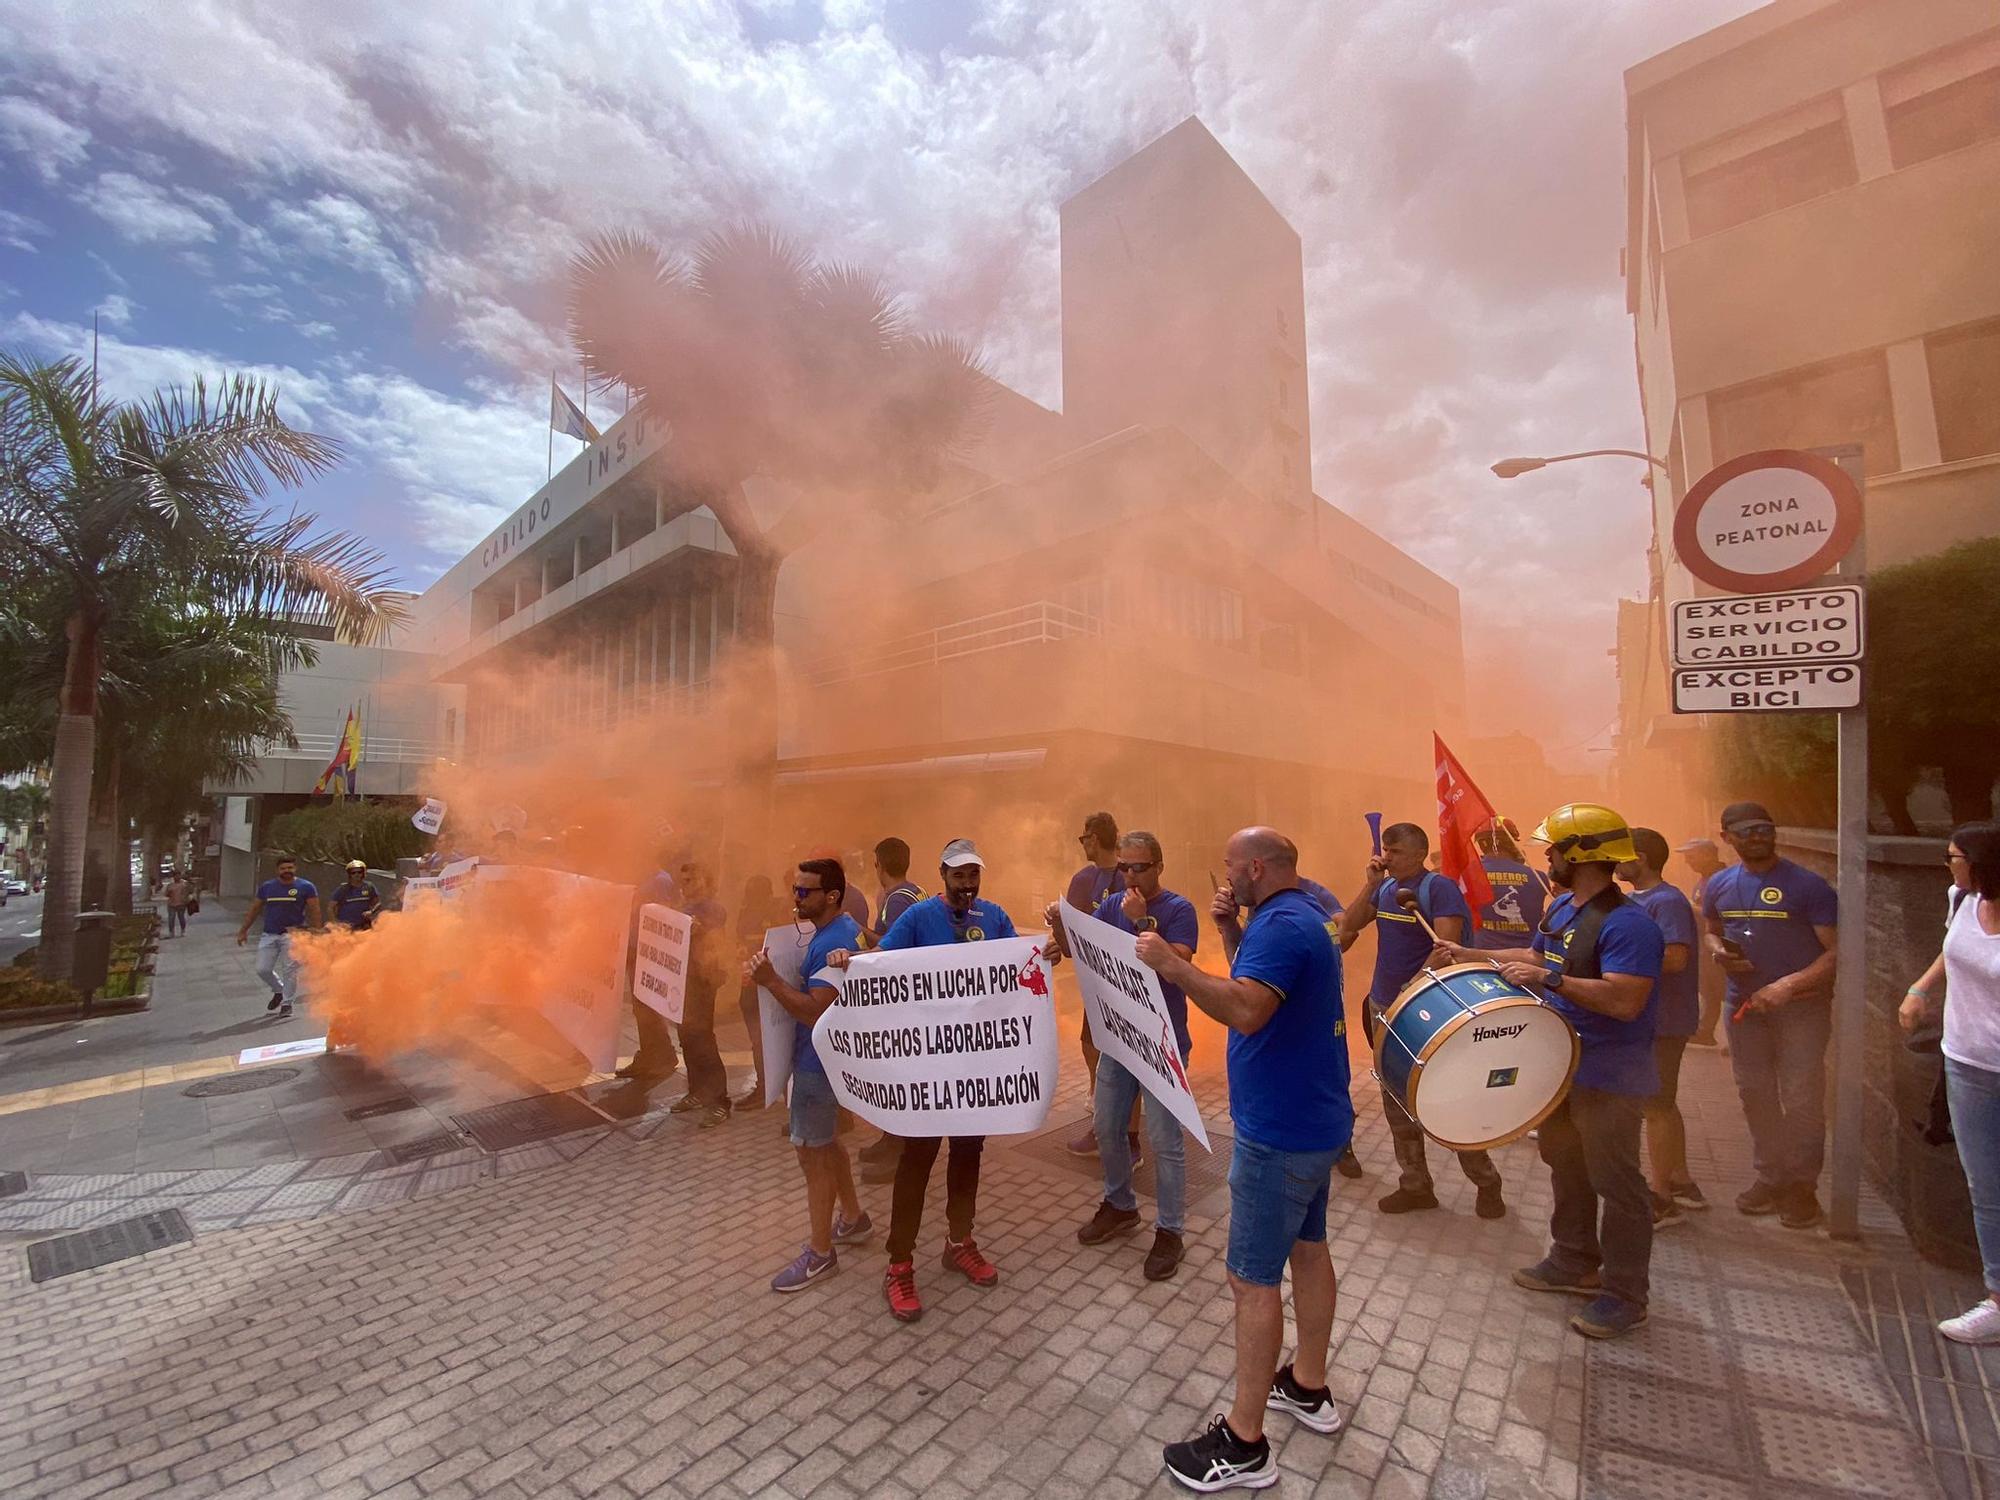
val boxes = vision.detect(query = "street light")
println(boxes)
[1490,448,1669,479]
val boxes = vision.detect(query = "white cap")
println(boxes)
[940,838,984,869]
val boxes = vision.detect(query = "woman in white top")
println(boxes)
[1903,822,2000,1343]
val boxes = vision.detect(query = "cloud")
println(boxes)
[79,170,214,245]
[264,193,418,300]
[0,208,48,252]
[0,96,90,182]
[95,293,137,329]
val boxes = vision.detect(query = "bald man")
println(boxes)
[1138,828,1354,1489]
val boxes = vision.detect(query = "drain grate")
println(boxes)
[0,1171,26,1199]
[184,1067,301,1098]
[454,1092,608,1153]
[380,1132,466,1165]
[1010,1115,1234,1210]
[344,1096,418,1121]
[28,1209,193,1282]
[571,1080,658,1121]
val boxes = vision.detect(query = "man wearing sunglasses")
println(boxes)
[748,858,872,1293]
[1046,832,1201,1280]
[1700,801,1838,1230]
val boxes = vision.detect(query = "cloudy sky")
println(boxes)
[0,0,1754,755]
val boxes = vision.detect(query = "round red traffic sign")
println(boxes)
[1672,449,1862,593]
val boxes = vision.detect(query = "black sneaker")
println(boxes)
[277,1002,293,1019]
[1144,1230,1184,1281]
[1335,1151,1363,1180]
[266,992,283,1013]
[669,1094,704,1115]
[697,1104,730,1130]
[1780,1186,1823,1231]
[734,1085,767,1111]
[1671,1181,1709,1212]
[1078,1200,1143,1245]
[1267,1363,1344,1434]
[1737,1181,1785,1216]
[1475,1184,1506,1220]
[1652,1193,1685,1229]
[1513,1257,1603,1295]
[1377,1187,1439,1215]
[1163,1415,1274,1491]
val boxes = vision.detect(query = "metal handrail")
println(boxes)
[258,734,445,764]
[804,601,1103,687]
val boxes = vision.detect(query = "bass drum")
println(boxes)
[1375,963,1579,1151]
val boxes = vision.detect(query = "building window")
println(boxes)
[1884,33,2000,169]
[1683,110,1856,238]
[1927,317,2000,463]
[1709,350,1900,476]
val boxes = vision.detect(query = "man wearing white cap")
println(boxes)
[829,836,1018,1323]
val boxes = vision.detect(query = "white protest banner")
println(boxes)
[810,935,1058,1136]
[1060,906,1211,1151]
[472,865,630,1073]
[633,903,691,1023]
[237,1037,329,1065]
[757,924,805,1107]
[411,798,447,836]
[401,855,478,909]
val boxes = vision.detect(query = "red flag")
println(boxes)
[1434,734,1497,933]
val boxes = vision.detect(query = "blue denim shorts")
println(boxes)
[789,1068,839,1149]
[1227,1134,1340,1286]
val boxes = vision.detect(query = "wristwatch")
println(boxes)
[1135,916,1158,932]
[1545,970,1566,993]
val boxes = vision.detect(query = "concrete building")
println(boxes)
[409,118,1467,896]
[1614,0,2000,797]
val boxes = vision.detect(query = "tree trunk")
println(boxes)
[38,609,103,985]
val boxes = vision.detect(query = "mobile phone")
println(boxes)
[1719,936,1746,959]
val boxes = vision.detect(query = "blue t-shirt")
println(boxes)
[1474,858,1545,950]
[330,881,381,928]
[1700,859,1837,1003]
[1094,889,1201,1058]
[256,878,317,934]
[1533,893,1665,1095]
[878,895,1018,950]
[1628,882,1699,1038]
[873,881,923,938]
[1066,863,1123,912]
[1226,887,1352,1153]
[1297,878,1344,918]
[793,913,863,1076]
[1368,872,1470,1007]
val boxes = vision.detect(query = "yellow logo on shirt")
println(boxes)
[1759,886,1783,905]
[965,926,985,942]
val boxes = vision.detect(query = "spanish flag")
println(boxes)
[312,708,364,798]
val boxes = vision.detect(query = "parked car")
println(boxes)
[3,878,28,896]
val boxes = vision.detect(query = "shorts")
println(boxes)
[789,1068,839,1149]
[1227,1134,1340,1287]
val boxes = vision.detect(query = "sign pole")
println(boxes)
[1824,445,1867,1242]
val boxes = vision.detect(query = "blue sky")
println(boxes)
[0,0,1751,744]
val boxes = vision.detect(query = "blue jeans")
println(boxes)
[1227,1134,1339,1287]
[1725,997,1831,1188]
[1946,1058,2000,1295]
[789,1068,838,1148]
[254,932,296,1002]
[1095,1054,1187,1234]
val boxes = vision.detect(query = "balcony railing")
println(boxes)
[258,733,446,765]
[803,601,1103,687]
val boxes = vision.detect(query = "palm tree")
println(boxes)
[0,354,404,982]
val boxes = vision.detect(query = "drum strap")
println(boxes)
[1560,886,1628,981]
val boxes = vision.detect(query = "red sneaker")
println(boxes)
[883,1260,923,1322]
[941,1237,999,1287]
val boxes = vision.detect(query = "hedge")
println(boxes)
[267,802,430,871]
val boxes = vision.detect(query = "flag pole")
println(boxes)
[547,374,555,482]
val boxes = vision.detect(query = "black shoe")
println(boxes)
[859,1133,901,1165]
[1512,1257,1603,1295]
[1652,1193,1685,1230]
[1144,1230,1185,1281]
[1475,1184,1506,1220]
[697,1104,730,1130]
[266,992,283,1013]
[1736,1181,1785,1216]
[1163,1415,1273,1491]
[669,1093,704,1114]
[1377,1188,1439,1215]
[277,1002,293,1019]
[1079,1200,1143,1246]
[1267,1363,1343,1434]
[1336,1151,1363,1180]
[1780,1185,1823,1231]
[734,1085,767,1110]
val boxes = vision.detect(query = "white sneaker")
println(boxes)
[1940,1300,2000,1345]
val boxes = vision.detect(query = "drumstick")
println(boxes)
[1395,888,1444,946]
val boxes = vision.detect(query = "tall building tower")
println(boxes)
[1059,117,1313,509]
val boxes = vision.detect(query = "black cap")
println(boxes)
[1720,801,1774,831]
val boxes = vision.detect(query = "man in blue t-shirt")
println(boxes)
[748,857,871,1294]
[1065,811,1126,1155]
[1438,802,1665,1341]
[1138,827,1351,1488]
[236,854,321,1018]
[830,838,1018,1324]
[1616,829,1705,1227]
[329,860,383,931]
[856,836,927,1181]
[1338,821,1506,1218]
[1047,831,1202,1282]
[1473,827,1546,952]
[1699,800,1838,1230]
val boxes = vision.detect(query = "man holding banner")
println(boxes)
[747,858,872,1293]
[1047,831,1202,1282]
[1139,828,1353,1489]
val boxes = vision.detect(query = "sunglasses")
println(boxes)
[792,885,824,899]
[1727,823,1776,838]
[1114,861,1156,874]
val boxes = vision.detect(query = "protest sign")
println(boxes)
[758,924,805,1107]
[462,864,629,1073]
[401,856,478,908]
[1060,906,1211,1151]
[810,935,1058,1136]
[411,798,447,835]
[633,903,691,1023]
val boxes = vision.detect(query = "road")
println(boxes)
[0,889,42,964]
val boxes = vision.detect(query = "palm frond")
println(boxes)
[566,230,690,396]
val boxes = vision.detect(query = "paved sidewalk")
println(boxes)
[0,925,1974,1498]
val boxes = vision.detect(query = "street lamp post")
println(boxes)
[1491,449,1668,479]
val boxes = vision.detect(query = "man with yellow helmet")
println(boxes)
[1431,802,1664,1340]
